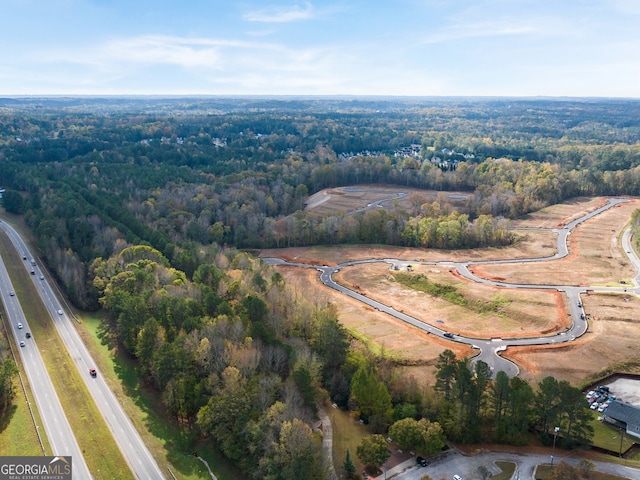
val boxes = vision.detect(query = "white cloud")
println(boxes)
[612,0,640,15]
[243,2,315,23]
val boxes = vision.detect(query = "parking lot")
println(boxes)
[603,378,640,407]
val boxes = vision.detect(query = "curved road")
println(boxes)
[264,197,633,376]
[0,221,165,479]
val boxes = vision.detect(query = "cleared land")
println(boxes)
[261,188,640,385]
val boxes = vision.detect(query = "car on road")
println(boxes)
[19,341,25,347]
[57,309,63,315]
[17,323,23,329]
[40,275,44,280]
[416,456,428,467]
[444,332,454,338]
[453,475,463,480]
[25,332,31,338]
[89,368,97,377]
[9,291,14,296]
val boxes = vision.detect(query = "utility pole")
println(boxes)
[619,427,625,458]
[551,426,559,467]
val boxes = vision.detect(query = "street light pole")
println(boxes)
[551,426,559,467]
[619,427,625,458]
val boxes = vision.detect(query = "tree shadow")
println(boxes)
[109,342,242,479]
[0,404,17,434]
[96,318,118,350]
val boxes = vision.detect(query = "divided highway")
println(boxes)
[265,197,633,377]
[0,221,165,479]
[0,253,93,479]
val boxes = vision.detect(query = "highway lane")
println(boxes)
[0,221,166,480]
[264,197,634,377]
[0,251,93,479]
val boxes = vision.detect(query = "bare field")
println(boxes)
[477,198,639,286]
[261,192,640,385]
[334,263,568,339]
[504,292,640,384]
[305,185,471,216]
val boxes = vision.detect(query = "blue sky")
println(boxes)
[1,0,639,96]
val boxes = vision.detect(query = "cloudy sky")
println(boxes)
[1,0,639,96]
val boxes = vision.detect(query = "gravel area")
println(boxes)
[602,378,640,407]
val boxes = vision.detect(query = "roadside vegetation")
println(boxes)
[535,461,629,480]
[2,98,640,477]
[0,232,133,478]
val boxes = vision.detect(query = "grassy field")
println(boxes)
[325,405,371,476]
[534,464,629,480]
[492,461,516,480]
[589,411,635,455]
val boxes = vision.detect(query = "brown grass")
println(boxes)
[264,194,640,386]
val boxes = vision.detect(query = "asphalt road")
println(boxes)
[0,221,165,479]
[0,244,93,478]
[393,449,640,480]
[264,197,633,377]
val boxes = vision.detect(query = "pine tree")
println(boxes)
[343,448,356,479]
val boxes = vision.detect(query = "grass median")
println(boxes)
[0,313,50,456]
[0,229,133,479]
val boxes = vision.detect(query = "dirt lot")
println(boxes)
[261,191,640,386]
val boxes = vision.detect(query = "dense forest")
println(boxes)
[1,96,639,478]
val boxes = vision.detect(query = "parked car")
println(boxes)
[590,403,599,410]
[416,456,428,467]
[597,404,608,412]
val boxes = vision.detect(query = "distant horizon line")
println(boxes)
[1,93,639,101]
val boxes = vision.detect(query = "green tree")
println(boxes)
[350,365,392,430]
[2,189,25,214]
[0,359,18,414]
[491,370,511,442]
[196,366,253,461]
[434,350,457,401]
[504,376,533,445]
[261,418,322,480]
[310,306,349,377]
[356,434,389,471]
[534,376,562,436]
[389,418,423,452]
[343,449,356,479]
[421,419,446,454]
